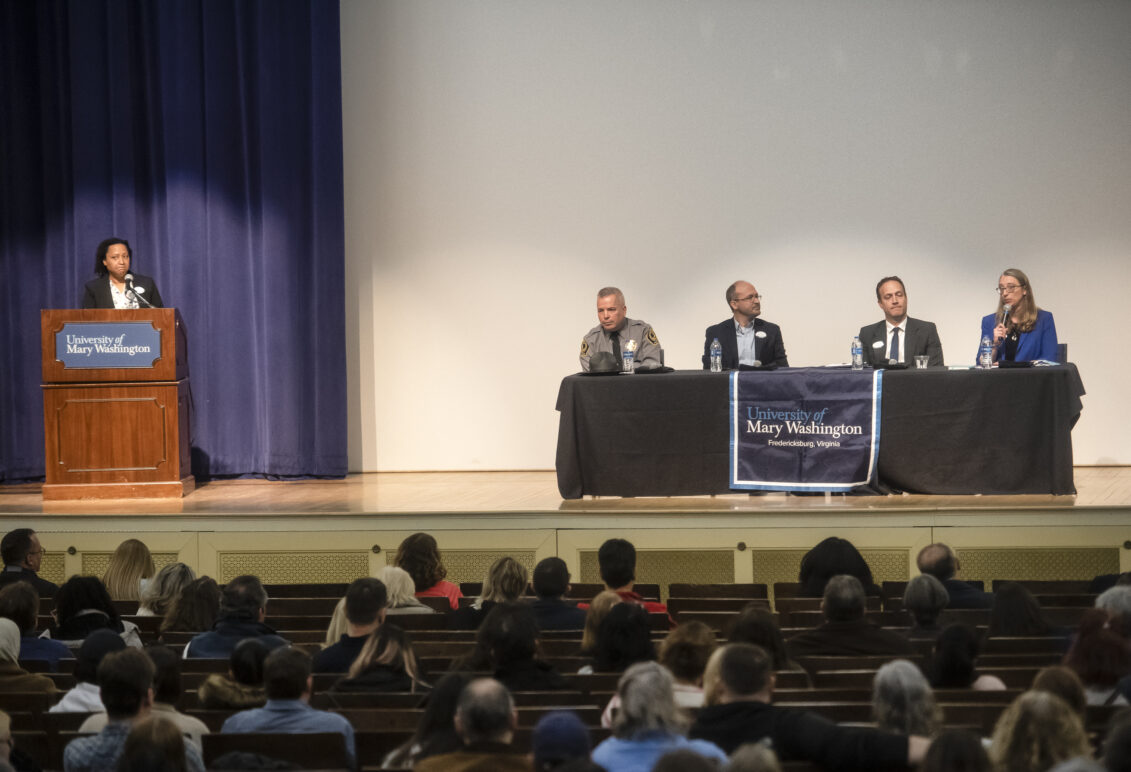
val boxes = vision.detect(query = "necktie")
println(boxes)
[610,331,621,363]
[889,327,901,362]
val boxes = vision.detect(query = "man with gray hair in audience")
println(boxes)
[788,574,914,657]
[185,575,289,659]
[415,678,529,772]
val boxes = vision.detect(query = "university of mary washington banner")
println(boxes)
[730,368,883,492]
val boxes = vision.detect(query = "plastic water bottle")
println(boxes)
[851,336,863,370]
[979,335,993,369]
[709,338,723,372]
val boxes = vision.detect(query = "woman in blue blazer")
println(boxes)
[978,268,1058,363]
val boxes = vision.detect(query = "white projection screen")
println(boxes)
[341,1,1131,472]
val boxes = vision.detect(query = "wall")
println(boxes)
[341,1,1131,471]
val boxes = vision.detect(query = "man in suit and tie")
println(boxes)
[858,276,944,367]
[701,280,788,370]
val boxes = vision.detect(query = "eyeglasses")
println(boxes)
[996,284,1024,293]
[735,294,762,302]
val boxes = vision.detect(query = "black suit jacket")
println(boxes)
[702,317,788,370]
[81,273,164,309]
[857,317,943,367]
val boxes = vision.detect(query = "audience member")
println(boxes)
[1032,666,1088,718]
[597,538,669,616]
[380,566,435,615]
[333,623,429,693]
[382,672,471,768]
[989,691,1091,772]
[1096,586,1131,626]
[221,647,355,766]
[63,648,204,772]
[198,638,268,710]
[532,710,592,772]
[531,558,587,630]
[592,603,655,673]
[0,618,55,693]
[658,621,716,708]
[652,748,721,772]
[116,715,188,772]
[727,604,804,675]
[579,590,621,659]
[788,575,914,657]
[902,574,950,640]
[986,582,1055,638]
[691,643,927,768]
[1104,713,1131,772]
[53,575,141,647]
[185,575,288,658]
[915,544,991,608]
[592,661,727,772]
[50,629,126,713]
[454,603,565,691]
[0,709,25,772]
[450,557,528,630]
[920,728,991,772]
[726,742,782,772]
[322,597,348,650]
[137,562,195,617]
[102,539,155,602]
[160,577,221,636]
[0,529,56,596]
[395,532,463,610]
[415,678,529,771]
[81,645,209,751]
[872,660,941,737]
[928,623,1007,690]
[797,537,880,597]
[313,577,387,672]
[1063,608,1131,706]
[0,581,72,669]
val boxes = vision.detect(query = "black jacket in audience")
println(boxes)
[530,597,587,631]
[494,659,564,692]
[690,700,910,770]
[448,601,497,630]
[313,634,368,673]
[941,579,992,609]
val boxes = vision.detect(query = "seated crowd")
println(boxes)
[0,528,1128,771]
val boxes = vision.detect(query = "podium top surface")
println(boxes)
[41,308,188,383]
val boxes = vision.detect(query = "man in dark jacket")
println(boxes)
[917,543,992,609]
[690,643,927,770]
[416,678,529,772]
[787,575,914,657]
[185,575,289,659]
[530,558,586,631]
[0,529,57,596]
[313,578,386,673]
[701,280,788,370]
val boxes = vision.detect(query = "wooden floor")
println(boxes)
[1,467,1130,518]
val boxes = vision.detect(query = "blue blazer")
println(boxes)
[702,317,788,370]
[978,309,1058,363]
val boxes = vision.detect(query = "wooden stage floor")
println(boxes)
[1,467,1130,519]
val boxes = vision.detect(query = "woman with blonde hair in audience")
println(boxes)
[102,539,156,602]
[872,659,942,737]
[449,556,528,630]
[989,691,1092,772]
[380,566,435,615]
[0,618,55,693]
[579,590,622,663]
[726,742,782,772]
[395,532,463,610]
[137,562,195,617]
[159,577,221,636]
[1032,665,1088,718]
[333,623,429,693]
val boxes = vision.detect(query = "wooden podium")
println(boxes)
[40,309,193,500]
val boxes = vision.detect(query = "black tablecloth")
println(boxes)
[555,366,1084,498]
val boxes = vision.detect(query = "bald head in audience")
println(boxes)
[917,544,958,581]
[455,678,517,746]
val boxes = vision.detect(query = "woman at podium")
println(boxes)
[81,237,164,309]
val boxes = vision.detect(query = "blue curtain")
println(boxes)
[0,0,346,480]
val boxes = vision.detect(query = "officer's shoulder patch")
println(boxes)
[646,328,659,346]
[580,339,589,356]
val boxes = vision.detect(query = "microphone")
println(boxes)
[999,303,1011,328]
[124,273,154,308]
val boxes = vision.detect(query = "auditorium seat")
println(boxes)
[202,731,351,770]
[668,583,769,599]
[263,583,350,598]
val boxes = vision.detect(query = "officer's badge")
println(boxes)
[580,339,589,356]
[646,328,659,346]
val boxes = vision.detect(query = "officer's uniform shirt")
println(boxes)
[579,318,662,372]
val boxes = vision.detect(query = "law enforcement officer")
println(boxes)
[579,287,662,372]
